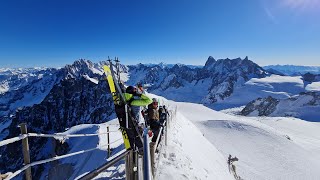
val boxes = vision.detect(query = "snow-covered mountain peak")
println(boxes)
[171,63,192,72]
[204,56,216,69]
[65,59,94,72]
[203,56,267,77]
[63,59,104,79]
[158,62,169,69]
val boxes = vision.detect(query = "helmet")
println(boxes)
[126,86,137,94]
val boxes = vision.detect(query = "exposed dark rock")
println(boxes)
[241,96,279,116]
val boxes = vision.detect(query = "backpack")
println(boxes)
[159,106,167,124]
[114,98,134,128]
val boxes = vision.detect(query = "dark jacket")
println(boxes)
[148,104,161,129]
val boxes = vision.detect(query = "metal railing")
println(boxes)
[143,128,152,180]
[0,105,177,180]
[78,149,131,180]
[149,108,174,178]
[1,123,119,180]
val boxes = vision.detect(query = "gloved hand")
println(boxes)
[148,130,153,137]
[133,91,142,97]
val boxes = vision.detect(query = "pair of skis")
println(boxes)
[103,62,131,149]
[103,60,143,150]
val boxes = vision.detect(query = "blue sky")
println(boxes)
[0,0,319,67]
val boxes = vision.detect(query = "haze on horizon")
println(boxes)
[0,0,319,68]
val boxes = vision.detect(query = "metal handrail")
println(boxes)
[153,121,166,154]
[151,113,171,178]
[5,138,123,180]
[78,149,131,180]
[0,131,118,147]
[143,128,152,180]
[1,125,120,180]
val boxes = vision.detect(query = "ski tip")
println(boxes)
[103,65,111,73]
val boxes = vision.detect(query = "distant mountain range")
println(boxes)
[127,57,320,109]
[263,65,320,75]
[127,56,269,106]
[138,62,203,69]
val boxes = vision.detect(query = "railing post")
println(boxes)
[107,126,111,157]
[126,150,135,180]
[125,153,130,180]
[166,111,169,129]
[138,153,143,180]
[134,151,139,180]
[165,123,168,146]
[143,128,152,180]
[149,142,155,177]
[19,123,32,180]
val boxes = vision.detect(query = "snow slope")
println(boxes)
[176,102,320,180]
[156,108,233,180]
[305,82,320,91]
[119,93,234,179]
[152,78,212,103]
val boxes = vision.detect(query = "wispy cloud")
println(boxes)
[261,0,320,23]
[281,0,320,10]
[264,7,277,24]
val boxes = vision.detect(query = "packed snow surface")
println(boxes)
[305,82,320,91]
[156,107,233,180]
[177,102,320,180]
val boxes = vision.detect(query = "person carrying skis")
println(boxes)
[125,86,149,127]
[117,86,152,152]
